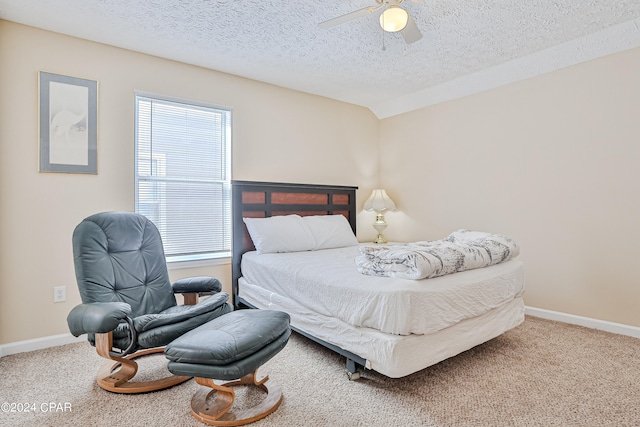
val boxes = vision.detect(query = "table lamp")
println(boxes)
[363,189,396,244]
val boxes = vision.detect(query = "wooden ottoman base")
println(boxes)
[190,369,283,427]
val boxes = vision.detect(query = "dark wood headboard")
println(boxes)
[231,180,358,307]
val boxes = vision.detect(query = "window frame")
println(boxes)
[134,91,232,266]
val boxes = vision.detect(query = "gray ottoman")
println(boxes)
[165,309,291,426]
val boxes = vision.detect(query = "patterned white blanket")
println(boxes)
[356,229,520,280]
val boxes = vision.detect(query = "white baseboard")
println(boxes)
[1,308,638,357]
[525,306,640,339]
[0,333,85,358]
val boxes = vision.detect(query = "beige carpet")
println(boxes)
[1,316,639,427]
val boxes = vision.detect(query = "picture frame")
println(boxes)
[39,72,98,174]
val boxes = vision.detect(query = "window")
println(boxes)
[135,94,231,262]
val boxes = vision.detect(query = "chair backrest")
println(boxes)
[72,212,176,318]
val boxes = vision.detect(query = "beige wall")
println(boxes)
[380,47,640,326]
[0,21,379,344]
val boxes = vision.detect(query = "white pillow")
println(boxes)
[303,215,358,250]
[243,215,315,254]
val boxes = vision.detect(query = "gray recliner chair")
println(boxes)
[67,211,233,394]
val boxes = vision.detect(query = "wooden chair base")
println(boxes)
[190,370,283,426]
[96,343,191,394]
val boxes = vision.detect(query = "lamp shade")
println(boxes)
[364,189,396,212]
[379,6,408,33]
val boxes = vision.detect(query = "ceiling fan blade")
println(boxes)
[400,15,423,44]
[317,6,381,29]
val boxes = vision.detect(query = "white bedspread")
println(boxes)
[356,230,520,280]
[240,245,525,335]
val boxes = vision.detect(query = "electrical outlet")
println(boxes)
[53,286,66,303]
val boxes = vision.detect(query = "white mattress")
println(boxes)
[239,277,525,378]
[240,245,525,335]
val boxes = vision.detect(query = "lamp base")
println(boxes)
[372,213,388,244]
[373,233,387,245]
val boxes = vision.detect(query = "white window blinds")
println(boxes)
[135,94,231,259]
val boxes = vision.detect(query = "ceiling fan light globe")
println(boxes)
[379,6,409,32]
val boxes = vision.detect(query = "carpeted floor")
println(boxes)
[1,316,639,427]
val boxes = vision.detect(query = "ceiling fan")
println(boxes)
[318,0,423,44]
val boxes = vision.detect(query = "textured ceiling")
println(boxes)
[1,0,640,118]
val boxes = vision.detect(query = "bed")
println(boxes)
[232,180,525,379]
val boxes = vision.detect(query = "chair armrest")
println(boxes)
[67,302,131,337]
[172,276,222,295]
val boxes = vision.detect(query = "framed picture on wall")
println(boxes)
[38,71,98,174]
